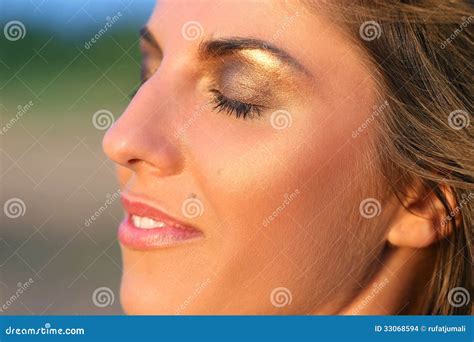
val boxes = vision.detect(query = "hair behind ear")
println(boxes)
[424,181,473,315]
[309,0,473,315]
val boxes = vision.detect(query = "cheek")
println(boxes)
[182,104,378,312]
[186,100,372,238]
[117,166,132,187]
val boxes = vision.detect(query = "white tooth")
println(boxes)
[132,215,141,228]
[154,220,166,228]
[132,215,167,229]
[140,217,155,229]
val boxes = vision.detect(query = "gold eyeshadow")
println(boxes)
[212,61,273,104]
[204,52,301,104]
[239,49,285,70]
[138,40,305,119]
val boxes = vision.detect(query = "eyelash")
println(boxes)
[130,67,264,120]
[210,89,263,119]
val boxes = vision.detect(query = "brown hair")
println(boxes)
[308,0,473,314]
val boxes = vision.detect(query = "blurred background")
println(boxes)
[0,0,155,314]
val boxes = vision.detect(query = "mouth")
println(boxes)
[118,195,204,250]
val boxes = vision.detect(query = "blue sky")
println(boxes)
[0,0,155,37]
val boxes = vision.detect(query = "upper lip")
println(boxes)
[121,194,201,232]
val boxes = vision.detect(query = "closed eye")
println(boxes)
[210,89,264,119]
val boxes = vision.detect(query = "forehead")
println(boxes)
[148,1,313,50]
[148,3,373,81]
[148,2,362,68]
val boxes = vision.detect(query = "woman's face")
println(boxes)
[103,0,387,314]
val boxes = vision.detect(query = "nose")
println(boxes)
[102,86,184,177]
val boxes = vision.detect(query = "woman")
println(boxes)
[102,0,473,315]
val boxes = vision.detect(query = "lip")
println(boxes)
[118,195,203,250]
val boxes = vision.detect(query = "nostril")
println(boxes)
[101,113,184,176]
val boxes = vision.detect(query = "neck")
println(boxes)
[337,245,436,315]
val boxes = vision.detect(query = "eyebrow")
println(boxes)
[139,26,309,75]
[199,37,309,75]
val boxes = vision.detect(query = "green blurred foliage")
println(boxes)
[0,25,141,119]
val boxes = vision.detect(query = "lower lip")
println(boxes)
[118,215,203,250]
